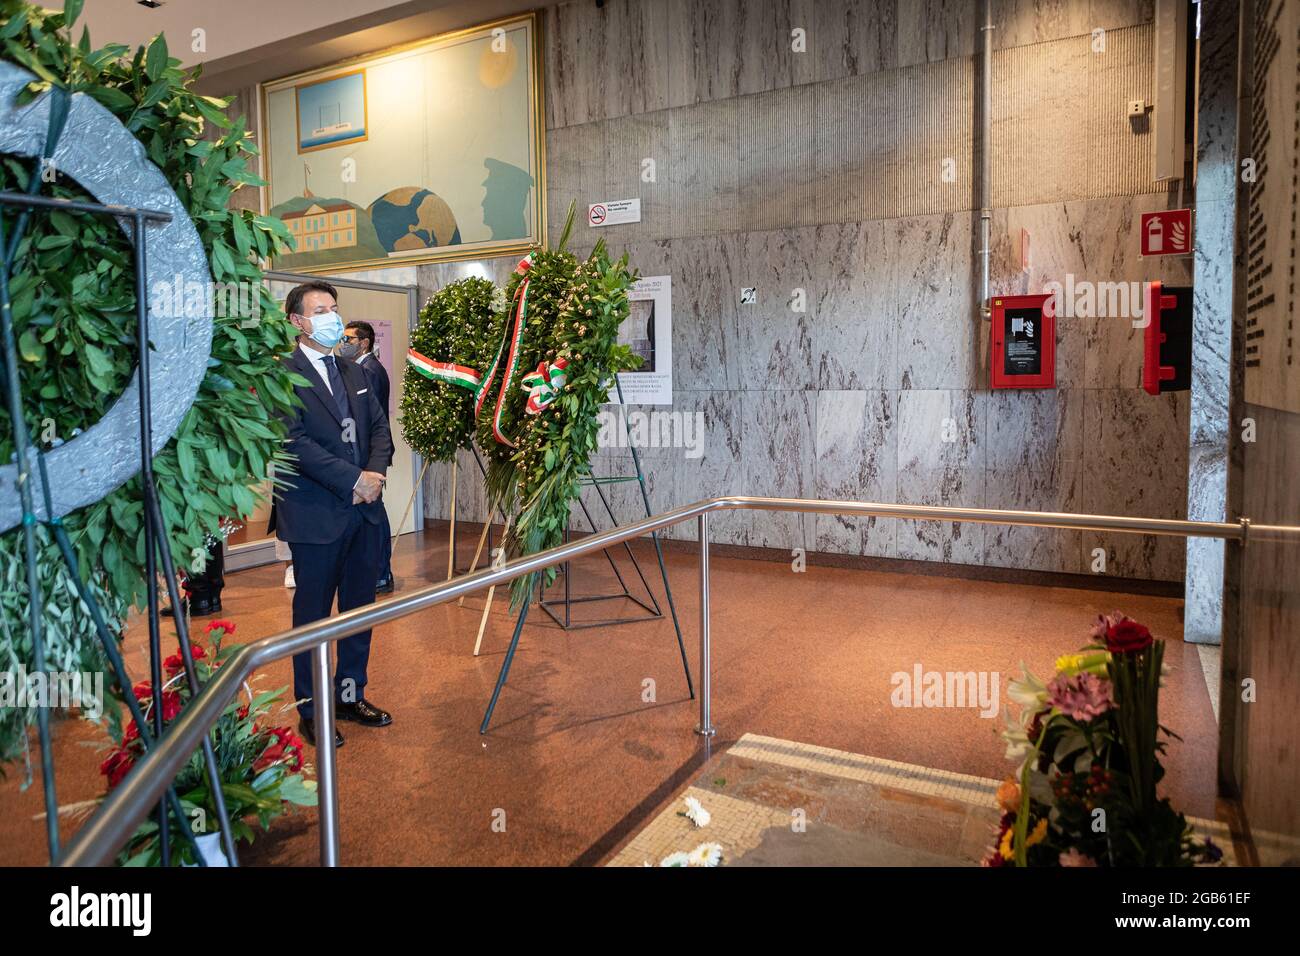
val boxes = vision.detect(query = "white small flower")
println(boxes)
[682,796,711,828]
[660,851,690,867]
[687,842,723,867]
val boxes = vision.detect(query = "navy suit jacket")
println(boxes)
[359,354,393,468]
[360,353,390,416]
[275,345,393,546]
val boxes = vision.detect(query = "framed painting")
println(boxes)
[258,12,545,274]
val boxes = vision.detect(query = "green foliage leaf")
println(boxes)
[0,1,302,772]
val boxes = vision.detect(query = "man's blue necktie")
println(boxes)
[321,356,359,463]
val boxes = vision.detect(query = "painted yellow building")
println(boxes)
[283,203,358,252]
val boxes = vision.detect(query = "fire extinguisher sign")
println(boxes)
[1140,209,1192,256]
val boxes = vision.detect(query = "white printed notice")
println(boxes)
[609,274,672,405]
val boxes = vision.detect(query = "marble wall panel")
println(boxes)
[1236,403,1300,863]
[545,0,1157,128]
[812,220,897,391]
[670,234,743,390]
[812,389,899,557]
[404,0,1188,585]
[733,228,817,391]
[984,463,1086,573]
[896,465,987,565]
[679,388,750,544]
[895,389,986,565]
[986,388,1083,475]
[992,0,1092,49]
[897,388,986,476]
[895,0,977,68]
[742,389,818,549]
[1080,388,1189,580]
[890,212,979,390]
[810,0,901,82]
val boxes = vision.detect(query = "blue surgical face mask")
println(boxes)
[305,310,344,349]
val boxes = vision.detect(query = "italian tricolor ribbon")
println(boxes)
[521,355,569,414]
[475,253,534,447]
[406,348,482,391]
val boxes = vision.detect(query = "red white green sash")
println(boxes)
[405,348,482,391]
[475,254,533,447]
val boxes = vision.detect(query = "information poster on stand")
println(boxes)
[610,275,672,405]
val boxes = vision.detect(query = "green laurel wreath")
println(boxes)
[400,277,505,463]
[502,240,641,605]
[0,1,300,769]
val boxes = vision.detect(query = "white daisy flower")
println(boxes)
[687,842,723,867]
[659,851,690,867]
[683,795,711,828]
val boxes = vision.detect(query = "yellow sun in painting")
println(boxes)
[479,34,519,89]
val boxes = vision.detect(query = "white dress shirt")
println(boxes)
[299,340,336,394]
[298,340,370,496]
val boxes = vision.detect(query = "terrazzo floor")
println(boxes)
[0,528,1222,866]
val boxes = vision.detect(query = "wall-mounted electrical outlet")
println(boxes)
[1128,99,1147,117]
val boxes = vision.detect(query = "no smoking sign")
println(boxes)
[587,198,641,227]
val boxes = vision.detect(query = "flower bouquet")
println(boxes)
[988,611,1223,867]
[98,620,317,866]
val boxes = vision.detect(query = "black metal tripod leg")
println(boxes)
[480,584,533,734]
[590,476,659,610]
[613,377,693,698]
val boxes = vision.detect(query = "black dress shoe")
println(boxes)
[375,573,394,594]
[161,598,188,618]
[298,717,344,749]
[335,698,392,727]
[190,595,222,615]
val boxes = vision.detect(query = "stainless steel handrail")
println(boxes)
[57,495,1298,867]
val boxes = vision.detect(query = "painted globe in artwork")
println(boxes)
[368,187,462,252]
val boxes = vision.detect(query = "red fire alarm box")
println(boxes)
[991,293,1055,389]
[1142,281,1192,395]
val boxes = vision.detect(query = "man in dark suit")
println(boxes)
[340,320,394,593]
[277,281,394,748]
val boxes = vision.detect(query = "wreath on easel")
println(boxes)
[399,204,641,605]
[401,278,506,463]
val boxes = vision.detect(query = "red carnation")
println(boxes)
[159,689,183,722]
[1105,618,1154,654]
[206,619,236,635]
[100,748,135,789]
[253,743,285,774]
[164,642,207,676]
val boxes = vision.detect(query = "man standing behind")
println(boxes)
[277,281,394,748]
[339,320,394,593]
